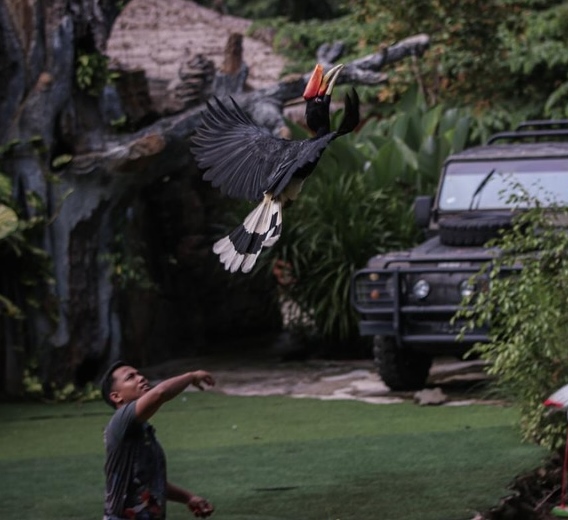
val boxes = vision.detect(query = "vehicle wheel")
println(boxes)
[373,336,432,391]
[438,213,512,246]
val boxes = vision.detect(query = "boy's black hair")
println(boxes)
[100,360,128,408]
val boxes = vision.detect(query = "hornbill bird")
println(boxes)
[191,63,360,273]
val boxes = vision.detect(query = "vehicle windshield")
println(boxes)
[438,158,568,211]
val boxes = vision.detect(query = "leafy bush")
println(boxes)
[457,199,568,450]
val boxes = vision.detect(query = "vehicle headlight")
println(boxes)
[459,280,476,298]
[412,279,430,300]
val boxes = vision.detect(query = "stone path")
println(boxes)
[144,354,500,406]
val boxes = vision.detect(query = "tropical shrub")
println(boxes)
[457,198,568,450]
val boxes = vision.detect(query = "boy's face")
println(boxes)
[109,365,151,408]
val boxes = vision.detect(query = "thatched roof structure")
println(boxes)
[107,0,286,112]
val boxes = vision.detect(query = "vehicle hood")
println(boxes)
[366,235,499,269]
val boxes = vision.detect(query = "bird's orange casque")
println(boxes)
[303,63,344,100]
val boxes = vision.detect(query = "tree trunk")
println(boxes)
[0,0,430,396]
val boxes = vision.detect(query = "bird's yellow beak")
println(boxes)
[303,63,344,100]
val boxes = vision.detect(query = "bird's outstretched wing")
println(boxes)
[191,97,335,201]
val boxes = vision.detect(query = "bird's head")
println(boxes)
[303,63,344,135]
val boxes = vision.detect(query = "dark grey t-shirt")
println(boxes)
[104,401,167,519]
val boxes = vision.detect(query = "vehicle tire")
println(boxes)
[373,336,432,391]
[438,213,512,246]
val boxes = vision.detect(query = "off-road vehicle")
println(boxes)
[350,120,568,390]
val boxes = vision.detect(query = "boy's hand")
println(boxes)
[191,371,215,391]
[187,495,214,517]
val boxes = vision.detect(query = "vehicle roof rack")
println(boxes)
[486,128,568,145]
[514,119,568,131]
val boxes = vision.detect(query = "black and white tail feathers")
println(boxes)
[214,195,282,273]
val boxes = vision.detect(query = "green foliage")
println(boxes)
[101,231,158,292]
[0,165,53,320]
[249,1,568,134]
[254,0,505,101]
[75,51,118,97]
[195,0,345,21]
[50,154,73,169]
[457,197,568,450]
[257,86,471,347]
[344,0,568,117]
[198,0,568,134]
[110,115,128,129]
[257,14,388,78]
[99,205,159,292]
[0,203,18,240]
[496,1,568,122]
[22,366,101,402]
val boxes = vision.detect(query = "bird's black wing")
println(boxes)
[191,97,335,201]
[264,133,337,197]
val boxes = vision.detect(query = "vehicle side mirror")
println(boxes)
[414,196,433,228]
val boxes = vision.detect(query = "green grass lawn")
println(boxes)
[0,393,547,520]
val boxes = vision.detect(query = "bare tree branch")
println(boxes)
[68,33,431,176]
